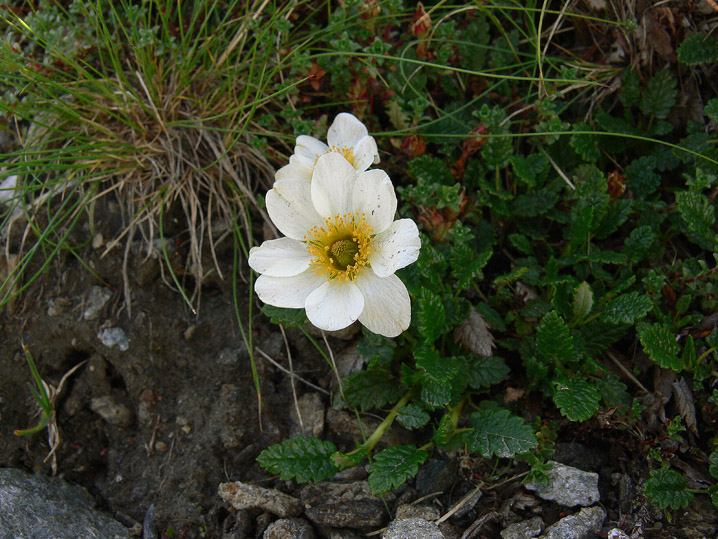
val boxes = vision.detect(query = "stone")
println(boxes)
[501,517,544,539]
[539,506,606,539]
[553,443,605,472]
[0,468,130,539]
[304,500,386,529]
[90,395,134,427]
[525,461,600,507]
[47,297,71,317]
[289,392,325,438]
[218,482,303,518]
[415,458,458,497]
[395,504,441,521]
[263,517,316,539]
[382,518,445,539]
[448,487,482,519]
[83,285,112,320]
[98,327,129,351]
[300,480,389,506]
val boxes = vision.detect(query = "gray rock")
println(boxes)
[300,480,390,506]
[0,468,130,539]
[395,504,441,521]
[449,487,482,518]
[98,327,129,351]
[218,482,303,518]
[47,297,71,317]
[83,286,112,320]
[289,392,325,438]
[525,461,600,507]
[382,518,445,539]
[90,395,134,427]
[539,506,606,539]
[415,458,458,497]
[553,443,606,472]
[501,517,544,539]
[264,517,316,539]
[305,500,386,529]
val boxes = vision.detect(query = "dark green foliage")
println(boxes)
[262,305,308,327]
[553,379,601,421]
[677,33,718,65]
[644,467,694,510]
[257,437,338,483]
[463,409,538,458]
[343,367,403,411]
[368,446,428,494]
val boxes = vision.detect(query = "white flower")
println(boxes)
[275,113,380,183]
[249,152,420,337]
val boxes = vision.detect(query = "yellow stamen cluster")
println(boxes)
[304,213,373,284]
[314,146,355,167]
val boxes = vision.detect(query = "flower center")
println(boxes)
[314,146,354,167]
[305,213,373,284]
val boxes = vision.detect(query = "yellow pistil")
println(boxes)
[314,146,355,167]
[304,213,373,284]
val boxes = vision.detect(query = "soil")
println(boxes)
[2,199,718,538]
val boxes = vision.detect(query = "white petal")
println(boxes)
[255,269,324,309]
[369,219,421,277]
[355,270,411,337]
[311,153,356,218]
[327,113,368,148]
[248,237,311,277]
[352,136,380,172]
[305,281,364,331]
[275,161,313,183]
[266,179,324,241]
[352,169,397,234]
[294,135,328,168]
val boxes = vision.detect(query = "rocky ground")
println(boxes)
[1,200,717,538]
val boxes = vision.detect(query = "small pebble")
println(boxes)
[154,441,168,452]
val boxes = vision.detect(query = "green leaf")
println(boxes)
[261,305,308,328]
[570,121,600,162]
[368,445,428,494]
[641,68,677,119]
[431,413,455,447]
[357,332,396,366]
[537,311,576,365]
[416,288,446,344]
[638,322,682,372]
[451,246,492,291]
[553,378,600,421]
[600,291,653,325]
[257,437,338,483]
[597,373,631,407]
[624,226,656,262]
[511,186,559,217]
[644,467,694,510]
[511,153,548,187]
[408,155,455,186]
[420,377,452,409]
[573,282,593,320]
[396,404,430,430]
[709,449,718,480]
[467,356,510,389]
[706,99,718,123]
[580,322,629,356]
[463,409,538,458]
[677,33,718,66]
[476,104,512,168]
[619,67,641,108]
[343,367,403,411]
[675,191,716,250]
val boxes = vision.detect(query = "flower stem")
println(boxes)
[351,391,412,456]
